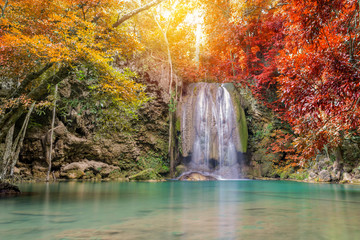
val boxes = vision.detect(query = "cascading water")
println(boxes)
[180,83,246,179]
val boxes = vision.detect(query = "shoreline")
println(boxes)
[4,177,360,186]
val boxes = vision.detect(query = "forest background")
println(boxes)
[0,0,359,182]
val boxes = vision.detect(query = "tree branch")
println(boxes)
[0,65,73,141]
[9,63,54,99]
[112,0,166,28]
[0,0,9,18]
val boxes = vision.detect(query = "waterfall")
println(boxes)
[181,83,245,179]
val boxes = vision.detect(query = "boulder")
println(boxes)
[330,170,341,182]
[308,171,318,180]
[342,172,353,182]
[318,170,331,182]
[343,164,353,173]
[61,169,85,179]
[179,172,217,181]
[315,156,331,171]
[353,168,360,179]
[61,160,120,179]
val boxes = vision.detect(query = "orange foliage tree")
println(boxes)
[0,0,165,141]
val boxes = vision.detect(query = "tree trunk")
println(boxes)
[46,84,58,182]
[154,11,177,177]
[0,0,9,18]
[9,63,54,99]
[169,111,177,177]
[9,102,35,177]
[166,37,176,177]
[1,125,14,179]
[0,102,35,179]
[335,146,344,167]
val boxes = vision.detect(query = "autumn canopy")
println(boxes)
[1,0,359,169]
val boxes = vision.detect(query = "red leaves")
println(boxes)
[270,0,360,158]
[198,0,360,162]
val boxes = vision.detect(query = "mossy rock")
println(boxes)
[289,172,309,181]
[278,168,294,179]
[175,165,187,177]
[175,119,181,132]
[83,170,95,179]
[63,170,84,179]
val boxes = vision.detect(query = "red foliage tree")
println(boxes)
[199,0,360,163]
[277,0,360,158]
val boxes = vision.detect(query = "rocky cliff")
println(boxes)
[15,72,170,181]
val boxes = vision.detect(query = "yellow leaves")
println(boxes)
[0,0,150,110]
[1,0,143,70]
[230,0,278,21]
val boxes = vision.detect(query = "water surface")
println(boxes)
[1,180,360,239]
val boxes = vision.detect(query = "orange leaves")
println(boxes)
[0,0,159,137]
[251,46,260,55]
[268,129,304,167]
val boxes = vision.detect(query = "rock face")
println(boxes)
[17,72,169,181]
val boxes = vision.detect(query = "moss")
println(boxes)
[83,170,95,179]
[279,171,289,179]
[129,168,160,180]
[175,119,181,132]
[156,138,168,153]
[276,167,296,180]
[108,169,123,179]
[137,151,169,177]
[175,165,187,177]
[289,172,309,180]
[238,107,248,152]
[223,83,248,153]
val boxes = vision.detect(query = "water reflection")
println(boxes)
[1,181,360,239]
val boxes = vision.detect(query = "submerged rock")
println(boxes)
[179,172,217,181]
[0,182,21,196]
